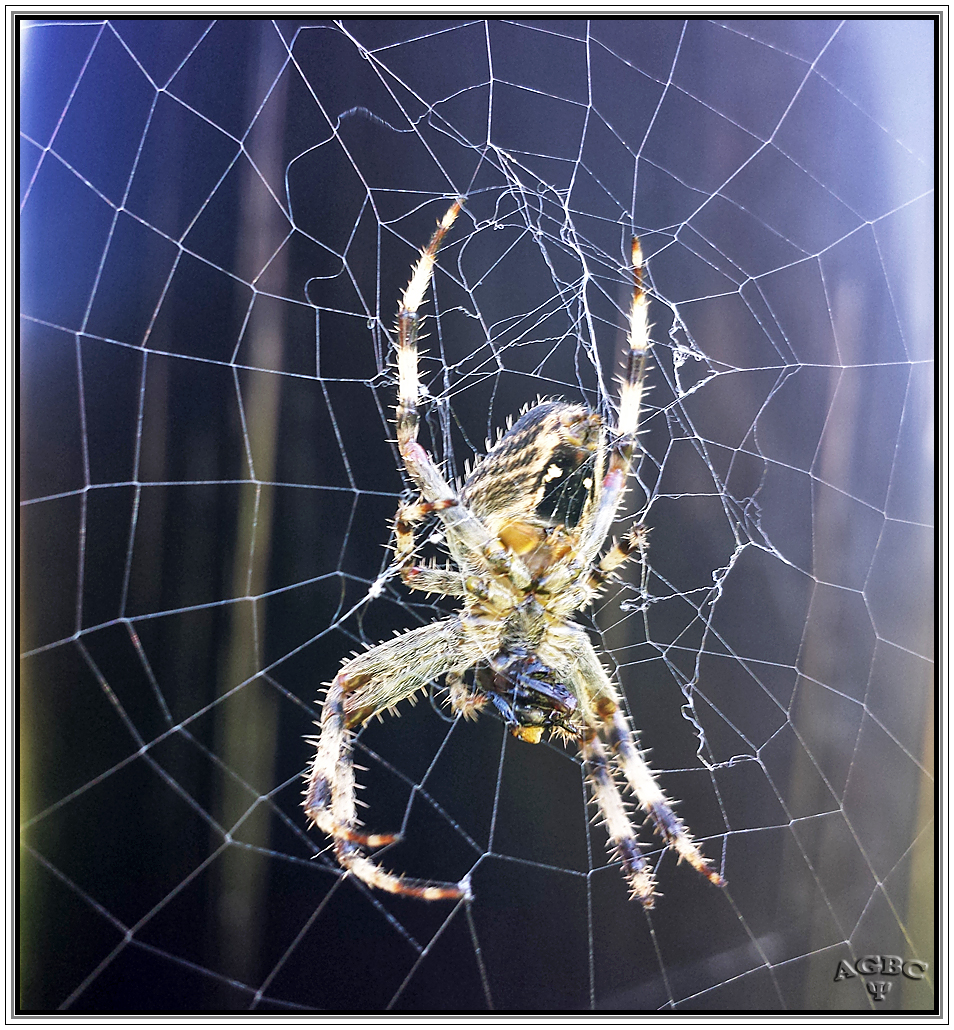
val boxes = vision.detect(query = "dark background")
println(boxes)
[19,17,935,1012]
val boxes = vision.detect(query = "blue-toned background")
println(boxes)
[19,17,935,1013]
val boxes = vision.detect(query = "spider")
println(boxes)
[303,200,725,907]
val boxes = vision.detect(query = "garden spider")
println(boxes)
[304,200,725,907]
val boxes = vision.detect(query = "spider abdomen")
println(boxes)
[462,401,603,535]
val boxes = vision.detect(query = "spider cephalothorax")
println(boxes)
[304,200,725,906]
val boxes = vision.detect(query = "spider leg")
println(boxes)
[394,498,471,599]
[395,498,456,566]
[395,202,461,455]
[400,562,468,597]
[574,237,653,572]
[304,618,481,900]
[392,201,532,589]
[551,624,724,899]
[393,498,480,599]
[580,726,657,906]
[617,238,653,444]
[446,670,487,721]
[600,700,724,888]
[587,523,649,592]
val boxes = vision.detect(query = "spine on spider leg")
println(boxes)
[395,200,463,447]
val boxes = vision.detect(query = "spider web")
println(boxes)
[18,16,937,1014]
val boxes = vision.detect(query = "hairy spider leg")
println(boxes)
[304,618,482,900]
[575,237,654,574]
[602,703,725,889]
[395,201,462,449]
[580,727,658,906]
[393,200,532,591]
[394,497,471,595]
[559,625,724,898]
[445,670,487,721]
[586,523,650,593]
